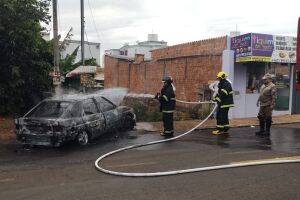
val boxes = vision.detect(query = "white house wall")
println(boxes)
[232,63,247,118]
[61,41,101,65]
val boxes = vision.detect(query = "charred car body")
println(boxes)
[15,95,136,147]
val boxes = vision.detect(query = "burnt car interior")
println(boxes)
[26,101,71,118]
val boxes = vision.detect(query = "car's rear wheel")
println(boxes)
[119,114,135,132]
[77,131,89,146]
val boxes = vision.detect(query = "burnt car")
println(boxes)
[14,95,136,147]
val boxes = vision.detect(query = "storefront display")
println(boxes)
[230,32,296,117]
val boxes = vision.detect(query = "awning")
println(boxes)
[66,66,97,77]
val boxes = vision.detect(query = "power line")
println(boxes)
[87,0,102,41]
[87,0,104,65]
[85,31,94,60]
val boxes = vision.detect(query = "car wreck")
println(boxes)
[15,94,136,147]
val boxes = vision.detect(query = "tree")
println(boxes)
[0,0,53,116]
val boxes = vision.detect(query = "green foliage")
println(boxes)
[187,107,200,119]
[185,105,212,120]
[60,46,80,73]
[73,57,99,68]
[60,46,99,74]
[127,100,162,122]
[128,101,147,122]
[0,0,53,116]
[145,107,162,122]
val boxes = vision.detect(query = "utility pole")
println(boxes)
[52,0,60,75]
[52,0,61,95]
[81,0,85,66]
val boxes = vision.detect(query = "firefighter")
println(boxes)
[155,76,176,137]
[256,73,277,136]
[212,71,234,135]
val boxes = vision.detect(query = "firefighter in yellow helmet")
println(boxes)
[212,71,234,135]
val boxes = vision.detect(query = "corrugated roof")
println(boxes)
[66,66,97,77]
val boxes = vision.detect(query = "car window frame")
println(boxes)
[82,98,100,116]
[95,96,116,112]
[25,100,72,118]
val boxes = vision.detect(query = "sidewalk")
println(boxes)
[137,114,300,132]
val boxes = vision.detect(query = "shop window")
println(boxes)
[246,62,266,94]
[267,63,290,111]
[246,62,291,111]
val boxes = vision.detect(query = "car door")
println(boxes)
[82,98,105,138]
[95,97,118,131]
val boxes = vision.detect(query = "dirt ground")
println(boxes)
[0,117,15,142]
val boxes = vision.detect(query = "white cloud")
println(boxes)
[46,0,300,65]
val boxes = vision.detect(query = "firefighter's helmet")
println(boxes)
[162,76,173,83]
[217,71,227,79]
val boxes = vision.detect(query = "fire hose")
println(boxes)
[95,100,300,177]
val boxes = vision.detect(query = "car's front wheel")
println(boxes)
[76,131,89,146]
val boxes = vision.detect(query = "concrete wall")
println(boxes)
[232,63,247,118]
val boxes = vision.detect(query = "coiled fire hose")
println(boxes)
[95,100,300,177]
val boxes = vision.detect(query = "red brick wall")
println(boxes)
[104,36,227,101]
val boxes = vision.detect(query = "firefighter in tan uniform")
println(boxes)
[256,73,277,136]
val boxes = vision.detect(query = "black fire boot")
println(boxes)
[264,119,272,136]
[255,119,265,135]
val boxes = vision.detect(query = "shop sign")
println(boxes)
[49,70,60,77]
[231,33,296,63]
[230,33,252,62]
[252,33,274,62]
[271,35,296,63]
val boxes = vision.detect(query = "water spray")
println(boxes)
[51,87,129,106]
[95,99,300,177]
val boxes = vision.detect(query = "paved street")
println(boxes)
[0,124,300,200]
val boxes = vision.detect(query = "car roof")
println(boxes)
[47,94,109,102]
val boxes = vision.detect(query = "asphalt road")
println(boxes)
[0,124,300,200]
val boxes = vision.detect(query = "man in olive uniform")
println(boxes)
[155,76,176,137]
[256,73,277,136]
[212,71,234,135]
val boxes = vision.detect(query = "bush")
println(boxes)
[127,100,162,122]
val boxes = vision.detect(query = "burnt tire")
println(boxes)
[76,131,89,146]
[119,114,135,132]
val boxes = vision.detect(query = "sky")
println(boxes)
[46,0,300,65]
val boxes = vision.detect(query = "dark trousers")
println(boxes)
[163,112,174,134]
[216,107,230,131]
[257,105,273,133]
